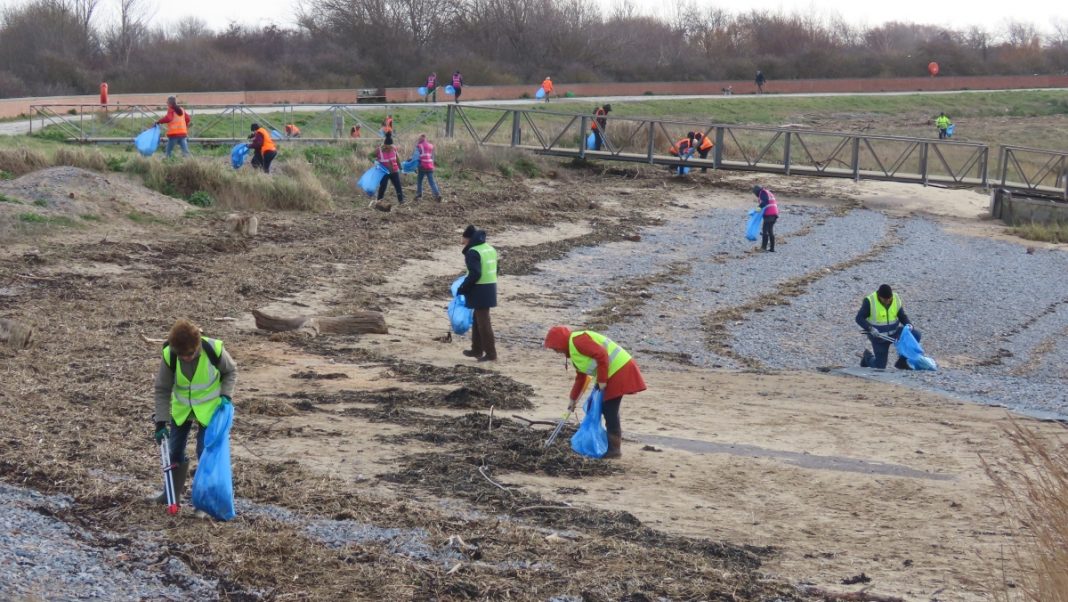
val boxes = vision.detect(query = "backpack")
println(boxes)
[164,339,221,376]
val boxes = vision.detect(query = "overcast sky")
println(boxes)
[90,0,1065,36]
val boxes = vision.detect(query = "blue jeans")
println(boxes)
[417,169,440,198]
[167,416,205,465]
[165,136,190,158]
[865,328,922,369]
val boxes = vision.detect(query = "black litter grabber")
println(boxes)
[159,438,179,515]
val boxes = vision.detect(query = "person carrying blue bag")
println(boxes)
[543,326,646,459]
[856,284,924,370]
[752,184,779,252]
[458,225,498,361]
[150,319,237,518]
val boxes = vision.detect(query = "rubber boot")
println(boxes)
[153,461,189,504]
[605,433,622,459]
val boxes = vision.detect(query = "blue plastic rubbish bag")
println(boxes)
[271,129,283,140]
[586,133,596,150]
[418,86,428,96]
[745,207,766,241]
[571,388,608,459]
[895,325,937,371]
[445,85,456,96]
[535,87,546,99]
[134,126,161,157]
[191,402,236,521]
[946,124,955,138]
[448,276,474,335]
[357,164,390,197]
[402,152,419,174]
[230,143,250,169]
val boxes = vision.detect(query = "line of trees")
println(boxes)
[1,0,1067,99]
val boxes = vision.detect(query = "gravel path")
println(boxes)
[506,202,1068,418]
[0,482,216,601]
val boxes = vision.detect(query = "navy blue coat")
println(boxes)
[458,230,497,309]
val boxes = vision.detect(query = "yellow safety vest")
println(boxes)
[568,331,631,379]
[468,243,498,285]
[164,337,224,427]
[866,292,902,327]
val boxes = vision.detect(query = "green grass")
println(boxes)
[32,199,47,207]
[0,170,13,180]
[0,193,20,204]
[1010,221,1068,243]
[80,214,102,221]
[187,191,215,207]
[17,212,76,226]
[126,211,170,225]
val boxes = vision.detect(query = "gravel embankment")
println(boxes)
[509,203,1068,419]
[0,482,216,601]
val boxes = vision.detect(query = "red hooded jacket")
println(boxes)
[544,326,647,402]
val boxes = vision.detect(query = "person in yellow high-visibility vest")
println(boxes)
[935,112,952,139]
[151,319,237,506]
[855,284,922,369]
[458,225,498,361]
[544,326,646,458]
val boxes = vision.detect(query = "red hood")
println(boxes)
[543,325,571,351]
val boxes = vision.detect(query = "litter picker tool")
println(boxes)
[159,438,179,515]
[544,410,572,448]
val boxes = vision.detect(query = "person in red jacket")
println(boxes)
[543,326,646,458]
[155,96,191,158]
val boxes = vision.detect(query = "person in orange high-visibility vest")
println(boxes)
[591,104,611,150]
[541,77,553,103]
[247,123,278,173]
[154,96,191,158]
[543,326,646,458]
[694,131,714,172]
[669,132,695,175]
[284,124,301,138]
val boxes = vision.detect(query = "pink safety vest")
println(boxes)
[417,141,435,170]
[377,147,399,173]
[761,190,779,217]
[452,73,462,87]
[427,75,436,88]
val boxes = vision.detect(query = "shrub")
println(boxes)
[0,148,49,176]
[983,421,1068,601]
[1011,222,1068,244]
[187,191,215,207]
[53,147,108,172]
[0,170,13,180]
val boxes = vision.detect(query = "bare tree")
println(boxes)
[106,0,153,67]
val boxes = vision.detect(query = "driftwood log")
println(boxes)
[252,309,387,336]
[0,319,34,349]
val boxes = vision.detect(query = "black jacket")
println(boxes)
[459,230,497,309]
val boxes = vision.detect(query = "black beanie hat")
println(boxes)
[462,225,476,238]
[877,284,893,298]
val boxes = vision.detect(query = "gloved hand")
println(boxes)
[868,326,881,338]
[221,395,232,406]
[596,382,607,391]
[567,398,577,413]
[154,421,169,443]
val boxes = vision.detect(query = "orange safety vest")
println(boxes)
[670,138,692,156]
[285,124,300,136]
[542,79,553,93]
[592,108,606,131]
[697,134,713,151]
[255,128,276,153]
[165,108,188,137]
[382,117,393,134]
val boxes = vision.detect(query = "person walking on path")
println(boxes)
[451,71,464,104]
[591,104,611,150]
[155,96,192,158]
[543,326,646,459]
[247,123,278,173]
[935,112,952,139]
[426,72,438,102]
[374,133,405,205]
[458,225,498,361]
[755,70,766,94]
[151,319,237,508]
[752,184,778,252]
[695,131,714,171]
[414,133,442,202]
[855,284,922,369]
[541,76,554,102]
[381,114,394,136]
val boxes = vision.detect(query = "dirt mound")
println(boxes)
[0,166,188,223]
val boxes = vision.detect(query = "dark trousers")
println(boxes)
[761,214,777,251]
[454,86,461,103]
[593,130,604,150]
[698,148,710,171]
[938,128,947,139]
[602,396,622,435]
[251,150,277,173]
[864,328,922,369]
[470,308,497,359]
[167,417,205,464]
[377,171,404,202]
